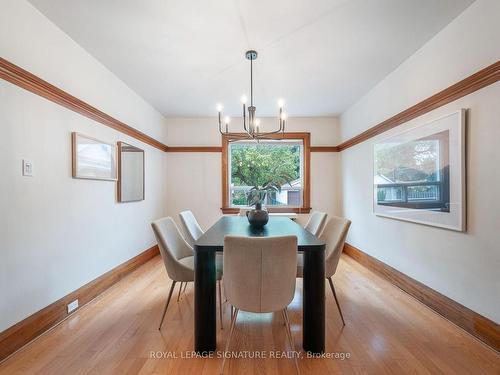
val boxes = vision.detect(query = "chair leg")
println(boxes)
[183,282,188,293]
[177,282,184,302]
[220,308,239,375]
[328,277,345,326]
[282,308,300,375]
[159,281,177,330]
[218,280,223,329]
[223,280,228,303]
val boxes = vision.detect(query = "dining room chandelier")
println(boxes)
[217,50,286,140]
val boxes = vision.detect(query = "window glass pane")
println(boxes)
[229,140,303,207]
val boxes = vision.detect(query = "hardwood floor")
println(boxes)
[1,255,498,374]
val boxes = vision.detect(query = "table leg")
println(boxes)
[302,247,325,353]
[194,247,216,353]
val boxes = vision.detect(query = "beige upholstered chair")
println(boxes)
[304,211,327,237]
[297,216,351,325]
[151,217,224,330]
[178,210,225,307]
[221,235,299,374]
[178,210,204,248]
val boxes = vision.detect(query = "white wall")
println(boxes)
[165,117,341,229]
[339,0,500,322]
[0,0,168,331]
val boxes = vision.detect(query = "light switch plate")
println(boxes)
[22,159,33,177]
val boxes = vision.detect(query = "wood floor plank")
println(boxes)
[0,255,498,374]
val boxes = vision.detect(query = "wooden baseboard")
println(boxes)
[0,245,159,362]
[343,243,500,352]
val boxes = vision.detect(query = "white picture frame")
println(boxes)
[373,109,466,231]
[72,132,117,181]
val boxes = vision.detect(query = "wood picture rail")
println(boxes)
[1,57,498,153]
[0,57,168,152]
[337,60,500,151]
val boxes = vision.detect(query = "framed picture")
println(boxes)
[373,109,466,231]
[72,132,117,181]
[117,142,145,202]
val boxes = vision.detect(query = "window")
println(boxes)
[221,133,311,214]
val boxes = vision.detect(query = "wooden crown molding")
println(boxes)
[344,243,500,352]
[0,57,168,152]
[160,61,500,153]
[2,57,498,155]
[337,60,500,151]
[164,60,500,153]
[167,146,338,153]
[0,245,159,363]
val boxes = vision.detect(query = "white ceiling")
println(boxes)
[29,0,473,117]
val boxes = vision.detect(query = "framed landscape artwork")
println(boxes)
[373,109,466,231]
[72,132,117,181]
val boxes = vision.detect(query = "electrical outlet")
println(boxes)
[67,299,79,314]
[22,159,33,176]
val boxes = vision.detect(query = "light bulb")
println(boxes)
[216,104,223,112]
[241,95,247,104]
[278,99,285,108]
[224,116,230,124]
[281,112,287,121]
[255,119,261,127]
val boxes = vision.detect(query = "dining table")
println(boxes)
[194,216,326,354]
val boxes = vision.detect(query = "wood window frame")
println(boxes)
[221,132,311,214]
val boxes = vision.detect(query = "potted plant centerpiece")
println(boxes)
[245,173,292,229]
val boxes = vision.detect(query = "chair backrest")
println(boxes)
[304,211,328,236]
[321,216,351,278]
[151,217,194,281]
[238,208,249,216]
[179,210,204,248]
[224,235,297,313]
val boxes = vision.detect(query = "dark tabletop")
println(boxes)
[194,216,325,250]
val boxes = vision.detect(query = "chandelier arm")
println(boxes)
[251,135,285,141]
[278,107,283,132]
[227,134,253,142]
[256,129,285,137]
[218,112,226,135]
[243,104,248,133]
[225,132,252,138]
[219,124,227,135]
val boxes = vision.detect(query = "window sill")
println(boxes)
[221,207,311,214]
